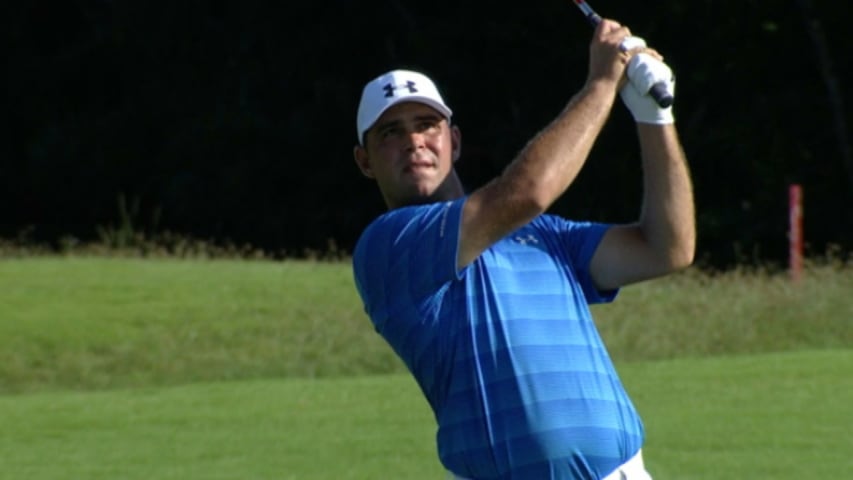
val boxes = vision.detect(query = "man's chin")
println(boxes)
[400,184,440,206]
[401,169,438,186]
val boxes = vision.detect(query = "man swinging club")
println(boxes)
[351,16,695,480]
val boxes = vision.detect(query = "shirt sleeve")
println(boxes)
[538,215,618,304]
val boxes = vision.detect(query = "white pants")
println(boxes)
[602,449,652,480]
[448,449,652,480]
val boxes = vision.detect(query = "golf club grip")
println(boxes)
[585,12,602,27]
[649,82,674,108]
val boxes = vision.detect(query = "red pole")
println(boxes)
[789,184,803,282]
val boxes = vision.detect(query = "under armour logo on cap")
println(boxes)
[356,69,453,145]
[383,81,418,98]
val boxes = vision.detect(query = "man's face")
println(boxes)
[354,102,460,209]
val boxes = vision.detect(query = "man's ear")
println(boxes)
[451,124,462,163]
[353,144,375,178]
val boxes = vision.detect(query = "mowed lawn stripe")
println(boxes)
[627,349,853,479]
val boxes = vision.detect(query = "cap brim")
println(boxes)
[360,97,453,145]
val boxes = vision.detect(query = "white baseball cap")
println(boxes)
[356,69,453,145]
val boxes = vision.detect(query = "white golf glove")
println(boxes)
[619,36,647,52]
[620,53,676,125]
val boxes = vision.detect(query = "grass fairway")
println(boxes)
[630,350,853,479]
[1,350,850,479]
[0,374,440,480]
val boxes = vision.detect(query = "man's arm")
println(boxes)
[590,123,696,290]
[457,19,630,269]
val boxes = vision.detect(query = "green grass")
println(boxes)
[0,257,851,478]
[0,350,849,479]
[1,257,850,393]
[593,264,853,361]
[632,350,853,478]
[0,257,400,393]
[0,374,441,480]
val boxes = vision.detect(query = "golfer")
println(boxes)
[351,18,695,480]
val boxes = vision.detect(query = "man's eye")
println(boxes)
[381,127,401,139]
[418,121,439,132]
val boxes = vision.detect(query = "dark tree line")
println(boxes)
[3,1,851,267]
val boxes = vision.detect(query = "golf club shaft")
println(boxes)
[572,0,673,108]
[573,0,601,26]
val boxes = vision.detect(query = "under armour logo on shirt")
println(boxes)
[383,81,418,97]
[514,234,539,245]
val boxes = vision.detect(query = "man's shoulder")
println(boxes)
[354,201,459,255]
[357,204,432,240]
[360,201,460,237]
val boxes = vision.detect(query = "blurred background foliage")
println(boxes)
[3,0,851,267]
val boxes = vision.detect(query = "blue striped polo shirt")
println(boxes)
[352,198,644,479]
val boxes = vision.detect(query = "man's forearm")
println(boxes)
[636,123,696,269]
[501,80,619,214]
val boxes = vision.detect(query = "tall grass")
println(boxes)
[594,263,853,361]
[0,257,400,394]
[1,257,850,394]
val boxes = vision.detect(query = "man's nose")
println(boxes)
[403,129,426,150]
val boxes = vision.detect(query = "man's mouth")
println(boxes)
[403,158,435,173]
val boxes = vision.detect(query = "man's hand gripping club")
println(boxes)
[618,35,676,125]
